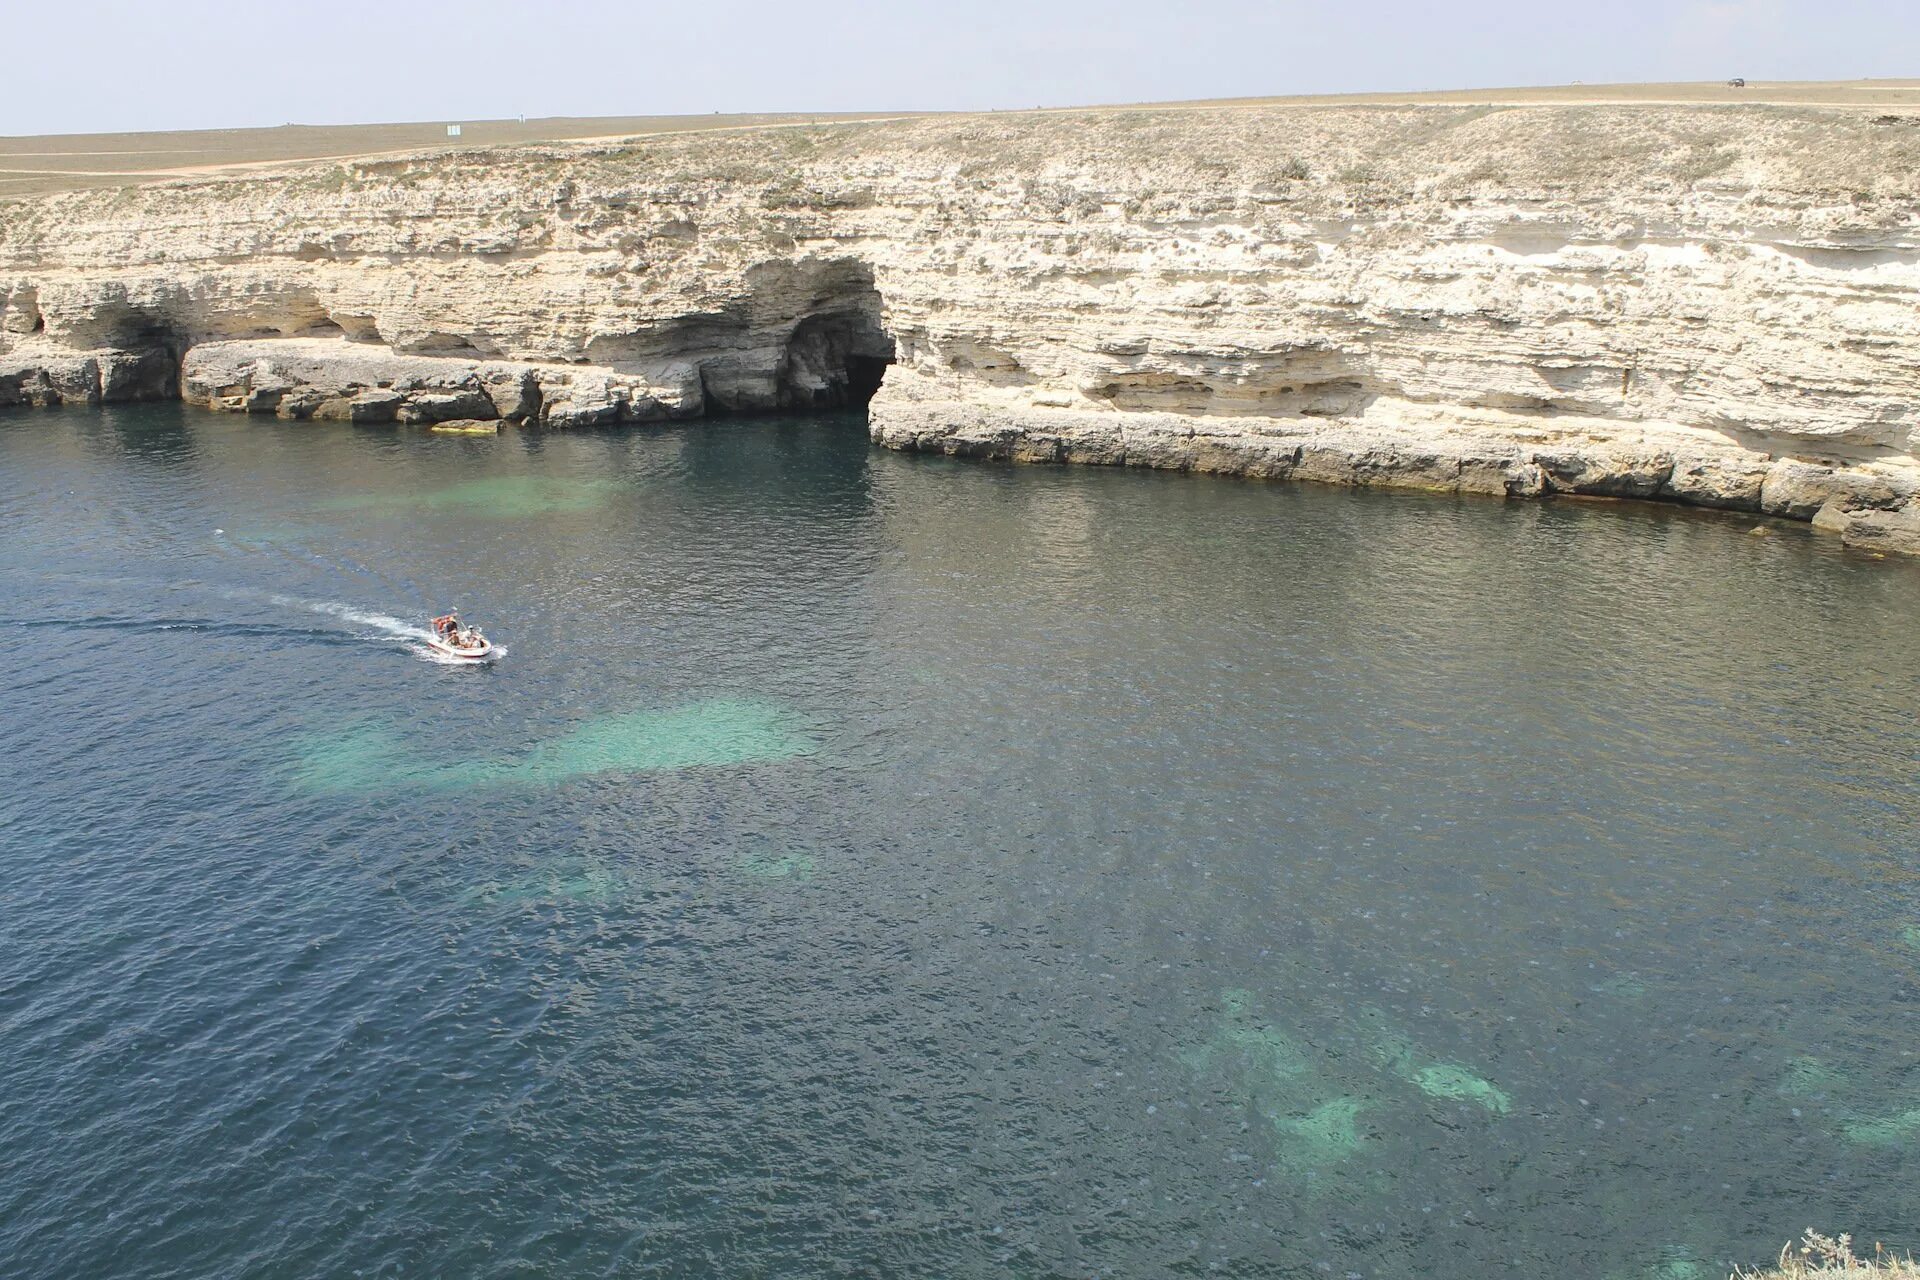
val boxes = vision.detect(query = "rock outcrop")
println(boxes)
[4,105,1920,552]
[175,339,703,426]
[0,345,176,409]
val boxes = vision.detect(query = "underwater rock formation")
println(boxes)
[1179,989,1512,1182]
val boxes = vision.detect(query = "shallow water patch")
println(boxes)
[1777,1056,1920,1148]
[1592,973,1648,999]
[1209,987,1313,1080]
[1778,1056,1840,1099]
[293,721,413,794]
[1270,1097,1367,1171]
[460,862,631,907]
[738,851,817,880]
[1408,1062,1513,1114]
[294,699,816,793]
[1180,990,1371,1178]
[1610,1244,1708,1280]
[1180,991,1517,1187]
[1363,1011,1512,1114]
[1838,1107,1920,1147]
[317,475,619,519]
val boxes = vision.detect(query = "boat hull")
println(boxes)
[424,636,492,661]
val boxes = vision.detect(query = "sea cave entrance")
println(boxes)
[845,352,892,407]
[769,261,895,413]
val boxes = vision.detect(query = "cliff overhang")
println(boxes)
[4,103,1920,553]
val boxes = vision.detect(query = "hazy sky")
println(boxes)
[8,0,1917,135]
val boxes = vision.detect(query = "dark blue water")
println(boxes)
[4,404,1919,1279]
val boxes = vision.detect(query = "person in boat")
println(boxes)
[428,612,486,651]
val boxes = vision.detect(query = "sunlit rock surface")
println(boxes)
[5,105,1920,551]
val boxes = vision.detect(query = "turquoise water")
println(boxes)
[4,403,1920,1279]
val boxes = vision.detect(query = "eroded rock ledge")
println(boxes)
[4,104,1920,554]
[873,398,1920,554]
[175,339,699,427]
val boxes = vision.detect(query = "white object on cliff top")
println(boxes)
[446,124,462,138]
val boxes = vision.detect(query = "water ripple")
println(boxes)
[2,404,1918,1279]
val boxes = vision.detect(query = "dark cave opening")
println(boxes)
[101,311,189,401]
[845,353,892,407]
[778,308,896,413]
[592,259,898,419]
[745,258,896,415]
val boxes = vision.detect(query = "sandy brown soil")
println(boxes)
[4,80,1918,197]
[0,111,922,195]
[1123,77,1920,111]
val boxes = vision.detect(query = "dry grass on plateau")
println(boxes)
[1740,1232,1920,1280]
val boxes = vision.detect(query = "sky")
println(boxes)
[5,0,1917,136]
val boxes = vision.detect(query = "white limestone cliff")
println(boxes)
[3,104,1919,552]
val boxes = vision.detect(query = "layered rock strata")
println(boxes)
[3,105,1920,552]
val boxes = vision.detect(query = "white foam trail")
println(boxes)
[124,583,503,663]
[262,592,504,663]
[264,593,436,642]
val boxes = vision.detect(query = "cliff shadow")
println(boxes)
[732,258,896,415]
[777,271,895,412]
[577,256,896,419]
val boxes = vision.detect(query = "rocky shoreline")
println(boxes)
[872,397,1920,553]
[5,103,1920,553]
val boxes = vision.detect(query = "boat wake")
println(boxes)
[265,595,505,664]
[12,614,363,646]
[12,573,503,665]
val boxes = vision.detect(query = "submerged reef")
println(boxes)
[460,862,632,907]
[738,851,818,880]
[1778,1055,1920,1150]
[1179,988,1513,1180]
[317,475,619,519]
[293,699,815,794]
[1361,1009,1514,1115]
